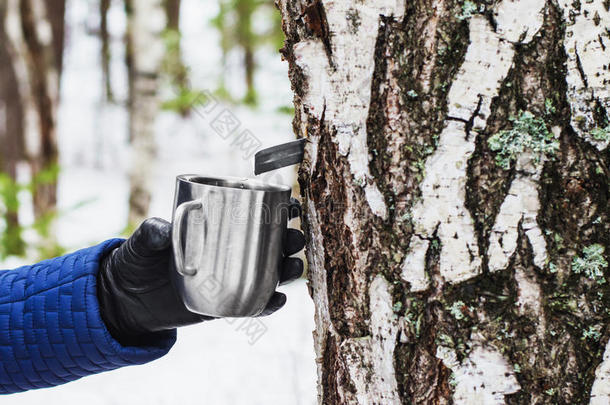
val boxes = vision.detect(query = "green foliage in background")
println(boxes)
[0,173,25,258]
[211,0,284,106]
[160,28,207,116]
[162,0,285,112]
[161,86,210,115]
[276,105,294,115]
[162,29,188,84]
[0,166,78,261]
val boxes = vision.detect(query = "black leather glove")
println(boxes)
[97,198,305,345]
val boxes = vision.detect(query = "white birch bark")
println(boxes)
[558,0,610,150]
[278,0,610,403]
[487,149,551,273]
[285,1,405,402]
[404,0,545,289]
[292,0,407,220]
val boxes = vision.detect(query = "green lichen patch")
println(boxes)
[488,111,559,170]
[581,325,602,341]
[590,125,610,142]
[572,244,608,285]
[544,98,556,115]
[448,300,467,320]
[402,297,425,340]
[457,1,478,20]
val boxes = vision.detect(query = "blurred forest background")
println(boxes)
[0,0,295,262]
[0,1,314,404]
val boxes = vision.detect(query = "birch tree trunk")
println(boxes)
[4,0,61,219]
[278,0,610,403]
[126,0,165,227]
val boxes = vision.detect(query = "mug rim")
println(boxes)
[177,174,291,193]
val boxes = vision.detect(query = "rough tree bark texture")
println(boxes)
[278,0,610,403]
[4,0,62,219]
[126,0,165,227]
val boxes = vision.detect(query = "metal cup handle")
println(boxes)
[172,199,203,277]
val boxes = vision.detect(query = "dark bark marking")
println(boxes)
[575,47,589,88]
[307,117,375,338]
[447,94,484,140]
[321,333,342,404]
[395,234,454,404]
[300,0,333,66]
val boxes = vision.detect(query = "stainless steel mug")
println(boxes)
[171,175,292,317]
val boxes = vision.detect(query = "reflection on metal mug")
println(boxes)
[171,175,291,317]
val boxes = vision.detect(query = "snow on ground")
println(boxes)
[5,280,315,405]
[1,0,316,403]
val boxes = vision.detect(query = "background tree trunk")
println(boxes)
[100,0,113,102]
[278,0,610,403]
[164,0,181,33]
[46,0,66,77]
[4,0,63,221]
[126,0,165,228]
[0,0,25,256]
[162,0,190,111]
[235,0,257,105]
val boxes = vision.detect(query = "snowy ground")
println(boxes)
[5,280,315,405]
[1,0,317,403]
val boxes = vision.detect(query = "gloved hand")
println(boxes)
[97,198,305,345]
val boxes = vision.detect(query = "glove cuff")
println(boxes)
[97,245,154,345]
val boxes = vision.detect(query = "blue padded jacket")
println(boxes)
[0,239,176,394]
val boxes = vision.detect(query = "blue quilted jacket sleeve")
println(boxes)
[0,239,177,394]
